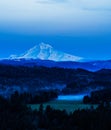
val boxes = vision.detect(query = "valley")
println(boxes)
[0,46,111,130]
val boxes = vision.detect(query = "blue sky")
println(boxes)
[0,0,111,60]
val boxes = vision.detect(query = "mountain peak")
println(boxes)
[10,42,83,61]
[39,42,53,50]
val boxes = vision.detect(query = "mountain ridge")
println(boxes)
[10,43,83,62]
[1,58,111,72]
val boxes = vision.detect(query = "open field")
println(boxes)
[29,100,98,113]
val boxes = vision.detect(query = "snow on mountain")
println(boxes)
[12,43,83,62]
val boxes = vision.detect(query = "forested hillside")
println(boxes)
[0,64,111,96]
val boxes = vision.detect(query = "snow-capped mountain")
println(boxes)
[7,43,111,71]
[11,43,83,62]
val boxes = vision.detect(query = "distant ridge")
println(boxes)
[1,58,111,71]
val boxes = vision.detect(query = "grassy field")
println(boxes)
[29,100,98,113]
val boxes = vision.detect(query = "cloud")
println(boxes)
[81,0,111,11]
[83,7,111,11]
[0,0,111,35]
[36,0,67,4]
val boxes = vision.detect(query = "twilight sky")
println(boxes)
[0,0,111,60]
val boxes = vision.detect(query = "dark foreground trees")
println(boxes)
[0,95,111,130]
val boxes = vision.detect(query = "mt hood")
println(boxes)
[10,43,83,62]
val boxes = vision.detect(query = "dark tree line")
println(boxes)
[9,91,58,104]
[83,89,111,104]
[0,94,111,130]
